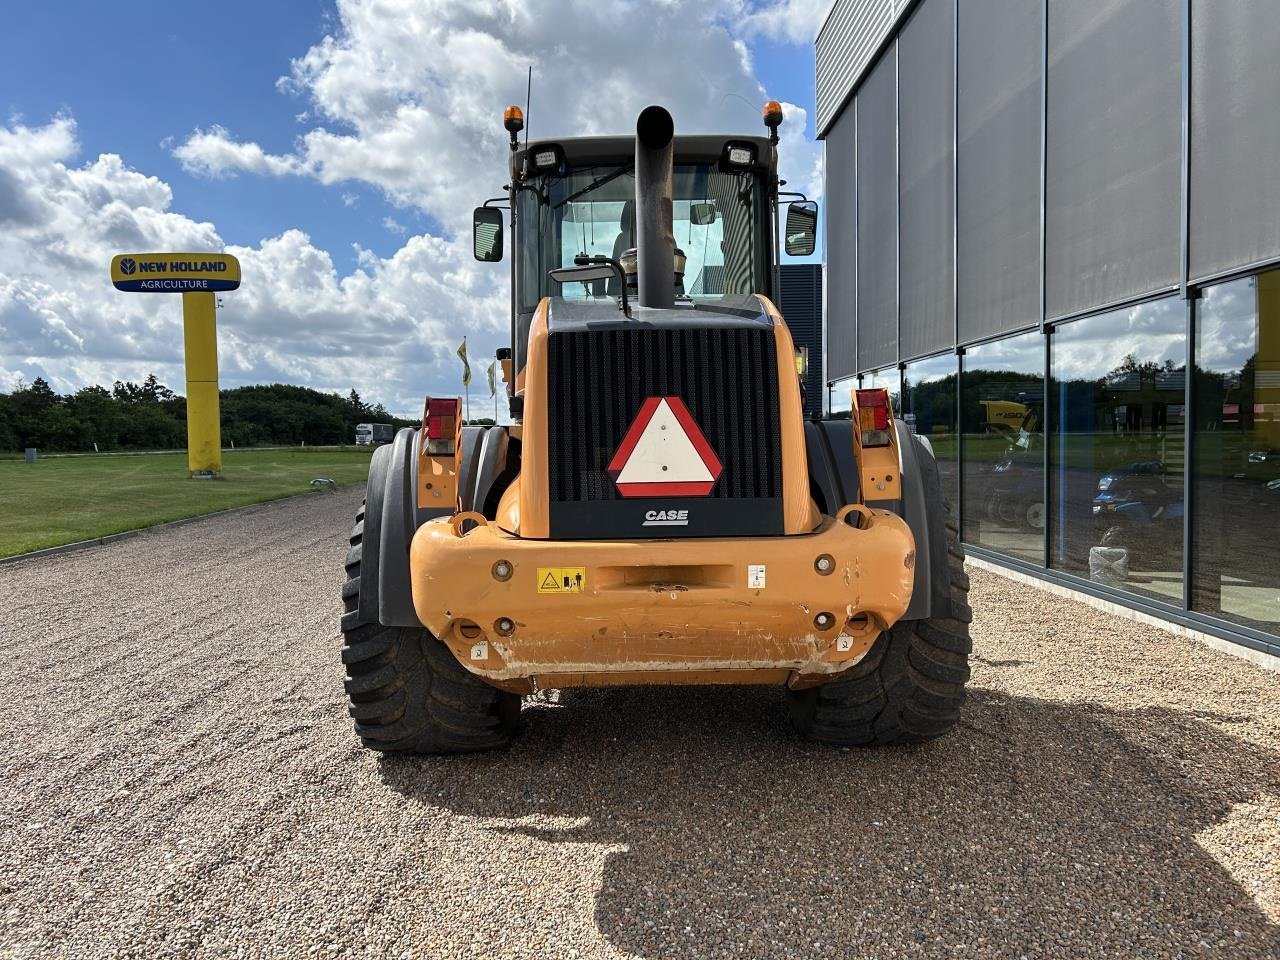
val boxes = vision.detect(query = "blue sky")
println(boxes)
[0,1,826,413]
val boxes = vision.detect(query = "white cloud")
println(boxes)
[173,0,822,222]
[741,0,832,45]
[0,117,501,414]
[382,216,406,235]
[173,125,301,179]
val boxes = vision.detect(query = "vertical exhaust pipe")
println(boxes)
[635,105,675,309]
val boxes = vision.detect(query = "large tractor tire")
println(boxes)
[341,501,520,754]
[787,496,973,747]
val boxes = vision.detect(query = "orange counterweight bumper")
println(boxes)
[409,508,916,693]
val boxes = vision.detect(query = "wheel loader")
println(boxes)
[340,102,972,753]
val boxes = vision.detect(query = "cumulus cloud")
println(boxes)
[174,0,821,219]
[741,0,832,45]
[3,0,825,415]
[0,117,501,413]
[173,125,302,179]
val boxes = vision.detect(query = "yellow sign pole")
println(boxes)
[181,291,222,476]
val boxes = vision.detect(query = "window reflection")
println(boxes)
[1049,300,1186,603]
[1192,270,1280,631]
[903,354,959,508]
[828,375,856,418]
[861,367,901,410]
[961,331,1044,563]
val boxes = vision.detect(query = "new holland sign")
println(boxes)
[111,253,241,293]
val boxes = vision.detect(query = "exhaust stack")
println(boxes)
[635,105,675,309]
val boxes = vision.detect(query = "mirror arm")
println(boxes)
[778,191,809,202]
[573,253,631,319]
[481,196,510,209]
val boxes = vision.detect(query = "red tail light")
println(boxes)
[425,397,460,455]
[855,388,892,447]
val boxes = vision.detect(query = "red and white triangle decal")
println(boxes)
[607,396,723,498]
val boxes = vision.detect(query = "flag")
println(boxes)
[486,361,497,397]
[456,338,471,387]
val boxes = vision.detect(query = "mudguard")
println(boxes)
[459,425,513,517]
[802,418,949,621]
[369,425,515,627]
[357,442,393,626]
[377,428,427,627]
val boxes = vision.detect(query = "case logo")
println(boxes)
[643,509,689,526]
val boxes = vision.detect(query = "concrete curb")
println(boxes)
[0,485,364,567]
[966,555,1280,674]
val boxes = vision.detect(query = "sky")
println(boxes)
[0,0,830,417]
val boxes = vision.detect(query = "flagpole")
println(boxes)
[463,336,470,423]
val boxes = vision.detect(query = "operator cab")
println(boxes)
[473,104,819,380]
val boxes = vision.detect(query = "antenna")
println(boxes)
[524,66,532,155]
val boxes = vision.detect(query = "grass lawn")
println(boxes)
[0,448,373,558]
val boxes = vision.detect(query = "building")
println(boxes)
[816,0,1280,659]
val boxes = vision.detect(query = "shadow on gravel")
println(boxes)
[379,685,1280,958]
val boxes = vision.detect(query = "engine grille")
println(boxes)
[546,326,783,503]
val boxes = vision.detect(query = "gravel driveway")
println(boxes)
[2,486,1277,959]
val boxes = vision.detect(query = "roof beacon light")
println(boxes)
[855,388,892,448]
[425,397,461,456]
[503,105,524,151]
[762,99,784,144]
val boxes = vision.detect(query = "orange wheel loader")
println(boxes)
[340,103,971,753]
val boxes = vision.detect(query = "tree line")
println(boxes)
[0,375,425,452]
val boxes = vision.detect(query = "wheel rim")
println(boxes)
[1026,502,1045,530]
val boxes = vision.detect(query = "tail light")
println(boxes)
[855,388,892,447]
[425,397,460,456]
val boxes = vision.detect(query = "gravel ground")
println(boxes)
[1,486,1277,959]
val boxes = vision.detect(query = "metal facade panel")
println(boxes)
[817,0,894,132]
[779,264,825,417]
[1189,1,1280,281]
[856,51,899,372]
[898,0,954,360]
[1044,0,1181,320]
[956,0,1042,343]
[823,108,858,382]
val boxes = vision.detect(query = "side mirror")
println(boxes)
[690,202,717,226]
[473,207,503,262]
[784,200,818,256]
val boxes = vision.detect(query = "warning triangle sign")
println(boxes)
[607,396,723,498]
[540,571,560,591]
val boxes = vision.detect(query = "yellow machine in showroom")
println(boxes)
[340,102,971,753]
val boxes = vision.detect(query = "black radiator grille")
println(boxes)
[546,326,783,502]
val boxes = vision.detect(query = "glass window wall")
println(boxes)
[1049,300,1186,603]
[902,353,959,507]
[1191,269,1280,633]
[961,330,1045,563]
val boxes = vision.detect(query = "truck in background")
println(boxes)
[354,423,395,446]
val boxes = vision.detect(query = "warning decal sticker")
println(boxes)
[607,396,723,498]
[537,567,587,594]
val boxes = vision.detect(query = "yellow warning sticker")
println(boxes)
[537,567,587,594]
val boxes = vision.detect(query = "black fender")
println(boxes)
[458,425,515,517]
[377,428,438,627]
[357,442,394,626]
[366,426,516,628]
[802,418,948,621]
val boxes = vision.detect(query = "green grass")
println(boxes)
[0,448,374,558]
